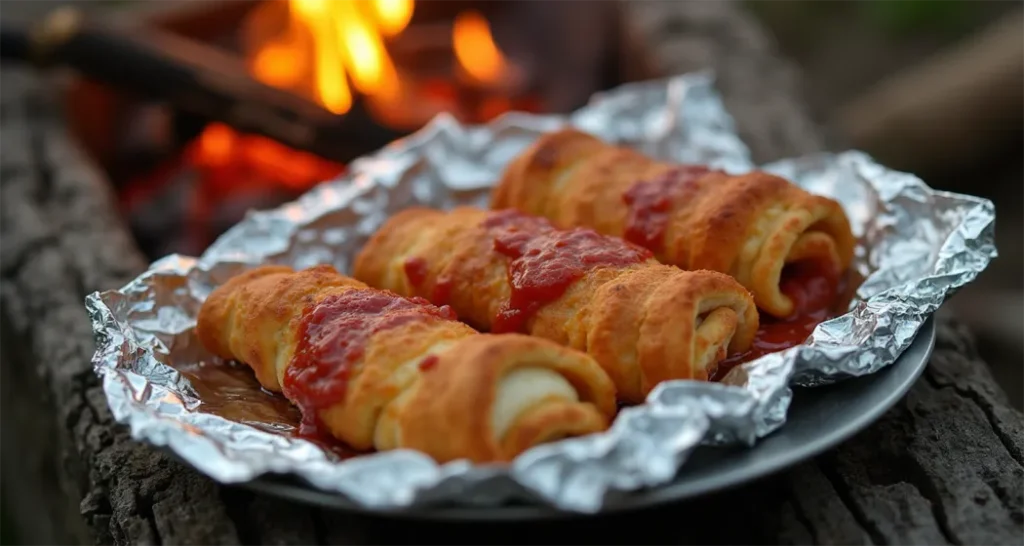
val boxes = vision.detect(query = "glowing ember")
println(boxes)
[189,122,344,192]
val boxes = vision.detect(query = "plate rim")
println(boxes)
[240,315,937,521]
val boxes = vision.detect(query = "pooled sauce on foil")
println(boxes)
[483,209,652,334]
[174,359,361,460]
[293,414,365,460]
[283,289,457,437]
[710,262,859,382]
[622,165,714,251]
[177,359,300,433]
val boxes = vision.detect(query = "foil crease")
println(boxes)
[86,72,996,513]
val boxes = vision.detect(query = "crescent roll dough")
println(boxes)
[492,129,857,318]
[196,264,616,463]
[353,207,759,403]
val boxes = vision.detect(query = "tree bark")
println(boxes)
[2,1,1021,544]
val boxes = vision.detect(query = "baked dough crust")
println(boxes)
[354,207,758,402]
[196,265,616,463]
[492,129,856,318]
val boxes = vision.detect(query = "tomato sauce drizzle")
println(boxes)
[403,257,429,288]
[283,289,457,436]
[418,354,439,371]
[431,275,453,306]
[402,257,453,305]
[710,261,848,382]
[622,165,714,251]
[483,209,652,334]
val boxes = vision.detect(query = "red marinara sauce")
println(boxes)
[283,289,457,435]
[483,210,653,334]
[417,354,440,371]
[622,165,714,252]
[403,257,430,288]
[431,276,454,306]
[711,261,846,381]
[401,256,454,305]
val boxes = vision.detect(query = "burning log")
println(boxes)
[0,6,403,164]
[38,0,598,260]
[105,0,264,43]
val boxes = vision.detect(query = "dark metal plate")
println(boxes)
[244,316,936,520]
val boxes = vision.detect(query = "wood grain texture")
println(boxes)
[1,1,1021,544]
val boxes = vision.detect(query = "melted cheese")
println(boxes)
[693,307,738,373]
[491,367,579,440]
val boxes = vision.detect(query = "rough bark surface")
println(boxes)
[2,2,1022,544]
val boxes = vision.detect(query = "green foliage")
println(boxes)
[744,0,979,38]
[0,502,16,546]
[860,0,972,35]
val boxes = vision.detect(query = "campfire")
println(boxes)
[240,0,527,127]
[61,0,639,259]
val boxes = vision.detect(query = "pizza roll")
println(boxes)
[353,207,758,403]
[492,129,856,318]
[196,264,616,463]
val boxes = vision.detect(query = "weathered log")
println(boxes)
[2,1,1022,544]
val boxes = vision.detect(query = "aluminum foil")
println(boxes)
[86,72,997,513]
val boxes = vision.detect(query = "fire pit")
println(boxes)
[58,0,648,260]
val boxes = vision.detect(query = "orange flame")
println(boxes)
[370,0,415,37]
[453,10,508,85]
[247,0,412,115]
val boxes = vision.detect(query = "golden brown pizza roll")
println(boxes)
[491,129,857,318]
[196,264,616,463]
[353,207,759,403]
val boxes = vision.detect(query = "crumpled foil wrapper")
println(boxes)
[86,72,996,513]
